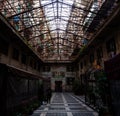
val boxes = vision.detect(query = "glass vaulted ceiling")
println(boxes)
[41,0,74,61]
[0,0,118,62]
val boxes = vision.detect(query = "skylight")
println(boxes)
[41,0,74,32]
[0,0,118,62]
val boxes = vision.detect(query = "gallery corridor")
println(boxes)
[31,93,98,116]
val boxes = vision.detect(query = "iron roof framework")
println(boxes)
[0,0,118,62]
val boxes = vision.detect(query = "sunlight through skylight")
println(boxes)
[41,0,74,32]
[0,0,116,62]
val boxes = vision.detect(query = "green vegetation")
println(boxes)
[72,79,84,95]
[12,99,40,116]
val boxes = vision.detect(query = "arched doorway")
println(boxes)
[55,81,62,92]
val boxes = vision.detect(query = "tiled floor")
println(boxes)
[31,93,98,116]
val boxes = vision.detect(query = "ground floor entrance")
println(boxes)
[55,81,62,92]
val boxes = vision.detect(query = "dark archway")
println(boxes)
[55,81,62,92]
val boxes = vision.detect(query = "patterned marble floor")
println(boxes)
[31,93,98,116]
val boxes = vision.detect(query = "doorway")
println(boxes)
[55,81,62,92]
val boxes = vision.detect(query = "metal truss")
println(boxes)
[0,0,118,62]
